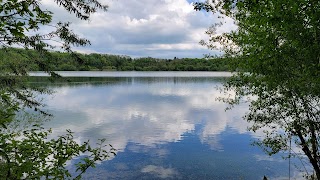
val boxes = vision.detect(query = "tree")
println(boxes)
[0,0,107,51]
[195,0,320,179]
[0,0,116,179]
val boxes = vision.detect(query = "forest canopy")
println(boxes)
[0,48,232,71]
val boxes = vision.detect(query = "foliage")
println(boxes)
[195,0,320,178]
[0,0,117,179]
[0,0,107,51]
[0,126,116,179]
[0,48,233,71]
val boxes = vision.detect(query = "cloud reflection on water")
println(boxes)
[37,75,301,179]
[141,165,179,179]
[43,78,250,152]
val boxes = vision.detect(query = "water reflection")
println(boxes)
[37,74,296,179]
[43,77,245,149]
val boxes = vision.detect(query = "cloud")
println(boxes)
[43,78,251,153]
[141,165,179,179]
[254,154,284,162]
[40,0,222,58]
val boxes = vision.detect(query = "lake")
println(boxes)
[31,71,298,179]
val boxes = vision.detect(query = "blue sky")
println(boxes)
[42,0,235,58]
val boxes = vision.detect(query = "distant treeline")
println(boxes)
[0,48,233,71]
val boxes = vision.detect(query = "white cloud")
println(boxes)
[39,0,222,58]
[141,165,179,179]
[43,81,250,153]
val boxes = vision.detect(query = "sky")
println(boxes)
[41,0,236,59]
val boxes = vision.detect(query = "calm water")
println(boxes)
[33,71,300,179]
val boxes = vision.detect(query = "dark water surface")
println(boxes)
[32,71,300,179]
